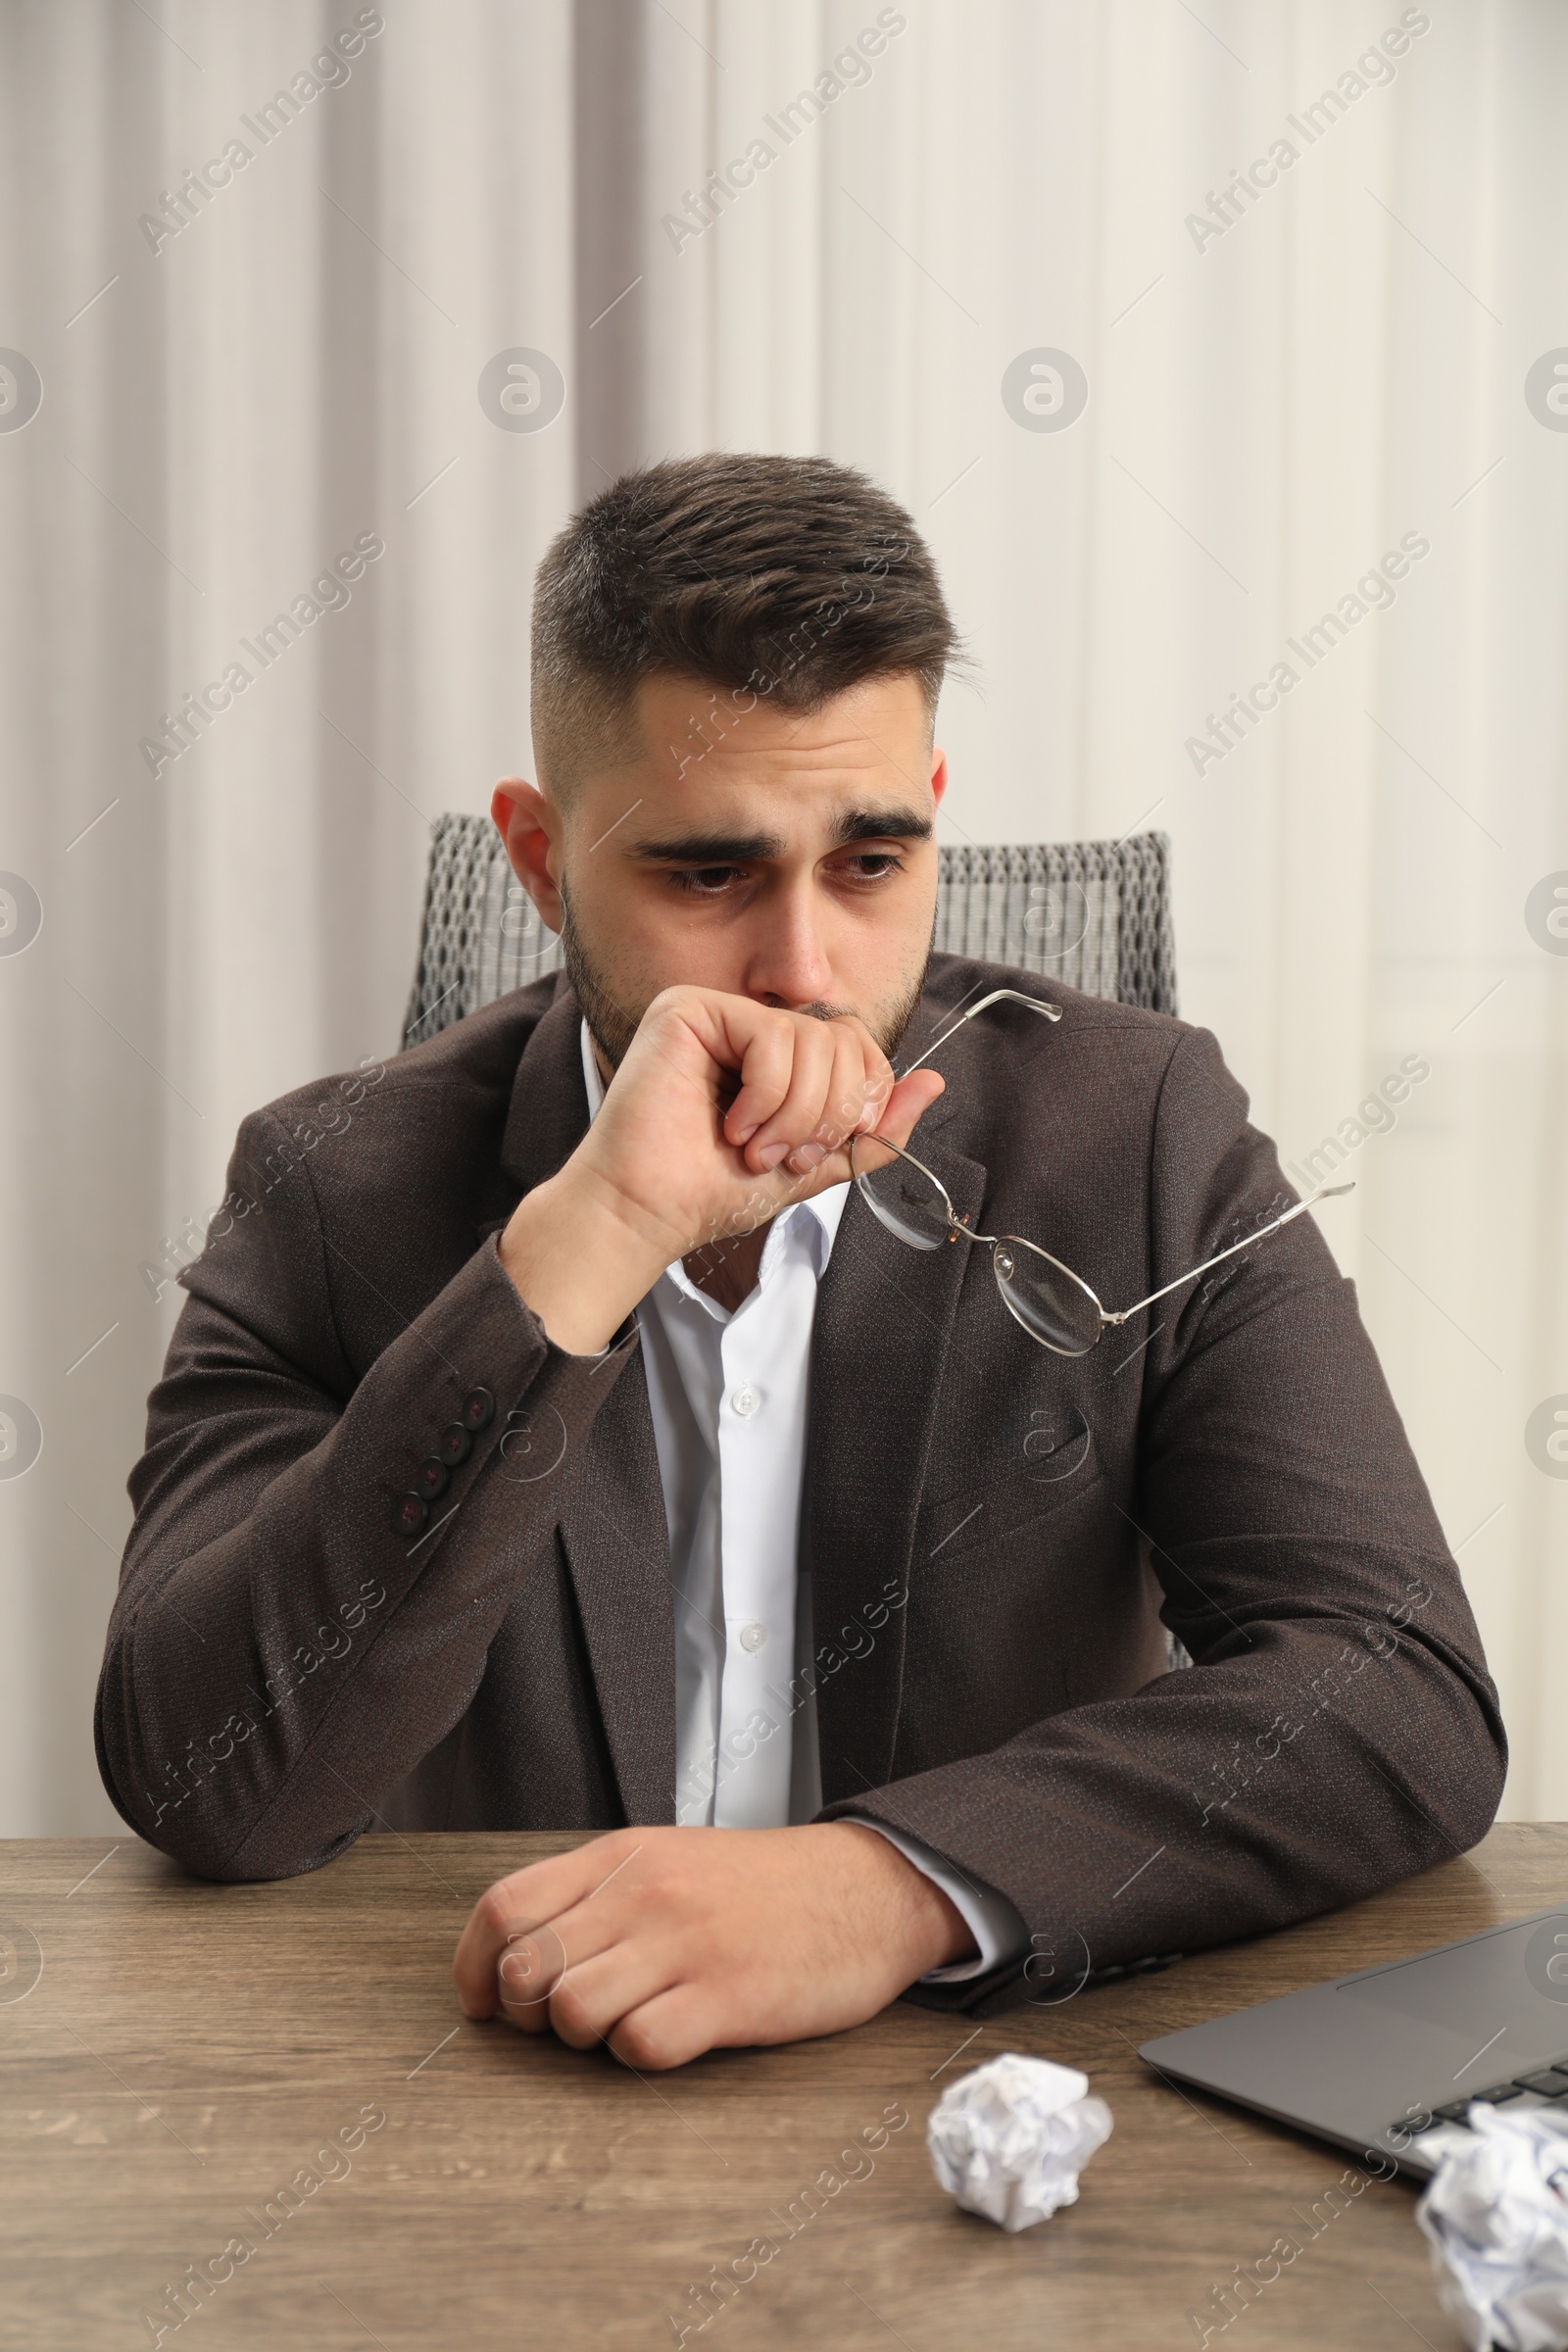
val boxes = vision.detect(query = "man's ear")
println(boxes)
[491,778,564,934]
[930,746,948,808]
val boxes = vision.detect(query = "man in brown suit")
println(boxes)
[97,454,1505,2072]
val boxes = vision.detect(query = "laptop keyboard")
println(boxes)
[1395,2055,1568,2139]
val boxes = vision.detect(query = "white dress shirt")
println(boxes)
[579,1022,1025,1984]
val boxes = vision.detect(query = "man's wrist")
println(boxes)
[498,1163,674,1353]
[832,1821,976,1975]
[847,1818,1028,1982]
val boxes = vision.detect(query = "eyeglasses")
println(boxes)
[849,989,1353,1356]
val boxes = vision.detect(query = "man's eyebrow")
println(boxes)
[625,808,933,863]
[831,806,934,846]
[628,830,786,863]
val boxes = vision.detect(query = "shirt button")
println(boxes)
[730,1385,760,1417]
[739,1622,767,1652]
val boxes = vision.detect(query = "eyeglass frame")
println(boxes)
[848,989,1354,1355]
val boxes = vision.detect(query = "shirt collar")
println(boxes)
[578,1016,849,1286]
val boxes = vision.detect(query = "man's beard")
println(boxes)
[557,885,930,1074]
[557,890,644,1071]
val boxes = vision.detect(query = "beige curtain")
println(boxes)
[2,0,1563,1835]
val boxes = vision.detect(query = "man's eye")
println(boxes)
[670,865,745,896]
[839,854,904,880]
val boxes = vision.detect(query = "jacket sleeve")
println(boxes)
[94,1104,635,1883]
[822,1023,1508,2015]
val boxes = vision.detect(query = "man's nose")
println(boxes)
[740,883,836,1010]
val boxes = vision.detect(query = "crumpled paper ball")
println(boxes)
[926,2051,1113,2231]
[1417,2102,1568,2350]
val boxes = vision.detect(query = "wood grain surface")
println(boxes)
[1,1823,1562,2350]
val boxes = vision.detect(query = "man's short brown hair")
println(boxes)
[529,453,962,797]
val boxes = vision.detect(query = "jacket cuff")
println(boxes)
[847,1816,1030,1983]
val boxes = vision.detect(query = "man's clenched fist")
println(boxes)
[497,987,943,1353]
[451,1822,973,2070]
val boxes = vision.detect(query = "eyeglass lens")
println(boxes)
[852,1149,956,1251]
[992,1239,1104,1354]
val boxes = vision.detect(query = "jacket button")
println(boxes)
[394,1493,428,1536]
[461,1385,496,1432]
[415,1456,450,1501]
[438,1423,473,1468]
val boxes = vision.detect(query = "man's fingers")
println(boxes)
[743,1020,838,1172]
[720,1011,799,1147]
[848,1068,946,1175]
[768,1062,943,1201]
[495,1926,569,2031]
[453,1871,565,2013]
[651,989,909,1179]
[791,1022,882,1174]
[728,1012,896,1175]
[452,1837,628,2013]
[850,1035,897,1134]
[493,1883,632,2032]
[548,1944,678,2052]
[605,1984,718,2073]
[882,1067,946,1142]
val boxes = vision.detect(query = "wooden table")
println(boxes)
[3,1824,1563,2350]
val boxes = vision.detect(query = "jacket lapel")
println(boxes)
[557,1358,677,1825]
[806,1128,988,1803]
[485,978,676,1825]
[492,977,594,1208]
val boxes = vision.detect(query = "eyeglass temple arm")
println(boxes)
[901,988,1062,1077]
[1104,1181,1355,1326]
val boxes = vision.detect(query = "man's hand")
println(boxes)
[450,1823,974,2070]
[498,988,944,1352]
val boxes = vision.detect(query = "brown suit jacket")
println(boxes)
[96,958,1506,2016]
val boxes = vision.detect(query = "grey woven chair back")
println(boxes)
[403,818,1176,1048]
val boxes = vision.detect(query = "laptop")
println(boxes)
[1139,1904,1568,2179]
